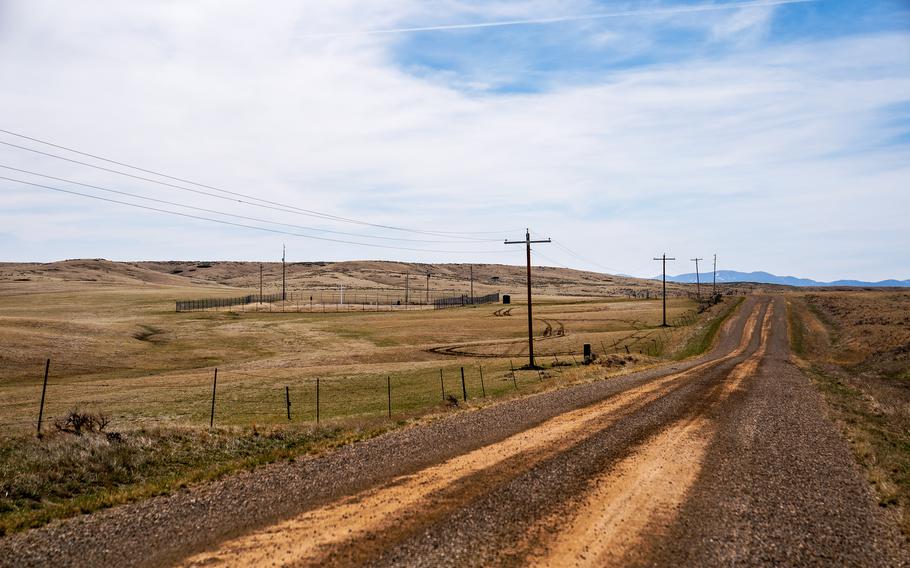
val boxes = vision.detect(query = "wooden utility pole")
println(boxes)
[405,273,410,306]
[281,244,286,301]
[259,263,263,302]
[210,368,218,428]
[36,359,50,437]
[426,272,430,305]
[506,229,551,368]
[653,254,676,327]
[713,253,717,296]
[469,265,474,304]
[691,257,703,299]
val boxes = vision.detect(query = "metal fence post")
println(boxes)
[440,369,445,401]
[460,367,468,402]
[387,376,392,419]
[479,365,486,398]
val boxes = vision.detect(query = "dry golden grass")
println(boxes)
[788,290,910,535]
[0,259,742,534]
[0,260,708,434]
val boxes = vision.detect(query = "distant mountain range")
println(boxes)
[654,270,910,288]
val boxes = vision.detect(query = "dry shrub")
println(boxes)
[595,354,637,368]
[53,409,111,436]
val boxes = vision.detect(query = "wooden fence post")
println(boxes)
[286,386,291,421]
[210,368,218,428]
[479,365,486,398]
[316,377,320,425]
[440,369,445,401]
[37,359,50,437]
[387,376,392,419]
[460,367,467,402]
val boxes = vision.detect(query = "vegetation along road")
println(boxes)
[2,295,907,567]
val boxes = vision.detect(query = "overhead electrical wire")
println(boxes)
[0,164,493,244]
[0,175,507,254]
[0,129,518,238]
[549,240,626,275]
[533,250,573,270]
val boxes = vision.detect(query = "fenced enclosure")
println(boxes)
[434,292,500,309]
[175,288,495,312]
[176,293,284,312]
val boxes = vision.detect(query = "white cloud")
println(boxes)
[0,1,907,281]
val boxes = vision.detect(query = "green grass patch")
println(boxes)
[674,297,744,361]
[787,301,808,358]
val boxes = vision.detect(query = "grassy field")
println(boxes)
[787,291,910,535]
[0,260,738,534]
[0,283,705,433]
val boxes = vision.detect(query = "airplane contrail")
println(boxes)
[307,0,817,37]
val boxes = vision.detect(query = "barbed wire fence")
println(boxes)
[2,357,586,437]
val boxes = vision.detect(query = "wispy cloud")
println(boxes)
[306,0,816,37]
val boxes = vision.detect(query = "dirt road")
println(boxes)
[3,296,906,566]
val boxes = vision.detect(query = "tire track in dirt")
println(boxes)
[524,303,774,567]
[179,302,767,567]
[370,303,768,567]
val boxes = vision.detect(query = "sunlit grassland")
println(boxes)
[0,281,707,433]
[0,278,740,534]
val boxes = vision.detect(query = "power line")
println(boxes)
[533,250,572,270]
[0,175,506,254]
[0,129,516,239]
[0,164,496,244]
[549,240,625,274]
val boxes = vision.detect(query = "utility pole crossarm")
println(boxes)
[505,229,551,368]
[505,239,553,245]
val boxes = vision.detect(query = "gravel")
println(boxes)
[637,296,909,567]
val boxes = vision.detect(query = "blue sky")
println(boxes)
[0,0,908,280]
